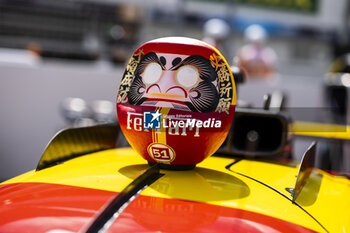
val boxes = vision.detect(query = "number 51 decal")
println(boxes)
[147,143,175,163]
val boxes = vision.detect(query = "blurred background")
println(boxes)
[1,0,350,181]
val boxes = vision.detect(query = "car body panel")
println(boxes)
[0,182,114,233]
[297,170,350,233]
[230,158,350,233]
[0,148,337,232]
[0,182,319,233]
[227,159,298,198]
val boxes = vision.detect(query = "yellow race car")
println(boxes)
[0,37,349,233]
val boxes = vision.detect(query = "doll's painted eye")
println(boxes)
[142,63,162,85]
[176,65,199,88]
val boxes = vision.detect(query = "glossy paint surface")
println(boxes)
[109,194,318,233]
[0,182,318,233]
[1,147,348,232]
[228,157,350,233]
[0,182,115,232]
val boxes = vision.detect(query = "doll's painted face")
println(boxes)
[128,52,219,113]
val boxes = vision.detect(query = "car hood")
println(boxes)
[0,147,344,232]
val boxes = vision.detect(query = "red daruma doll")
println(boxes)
[117,37,236,169]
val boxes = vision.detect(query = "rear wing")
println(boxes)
[36,124,120,171]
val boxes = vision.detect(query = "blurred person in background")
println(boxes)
[235,24,277,80]
[202,18,231,57]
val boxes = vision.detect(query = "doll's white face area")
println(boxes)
[128,52,219,113]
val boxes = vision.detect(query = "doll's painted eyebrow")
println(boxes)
[170,55,207,71]
[138,52,165,72]
[170,55,215,82]
[170,57,184,70]
[139,54,210,78]
[160,56,166,66]
[142,55,181,70]
[155,56,182,70]
[171,57,182,68]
